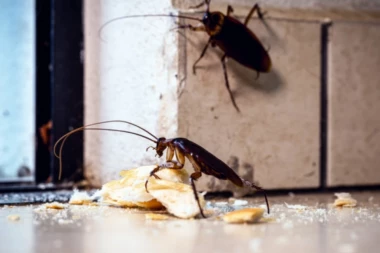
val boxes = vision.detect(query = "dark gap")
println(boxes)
[319,23,331,189]
[35,0,52,183]
[51,0,84,183]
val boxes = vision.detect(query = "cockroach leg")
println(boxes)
[189,171,206,218]
[244,3,265,26]
[221,54,240,112]
[146,146,156,152]
[145,165,161,193]
[242,178,270,214]
[193,38,212,74]
[226,5,234,16]
[255,71,260,80]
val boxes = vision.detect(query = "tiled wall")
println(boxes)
[175,2,380,190]
[85,0,380,190]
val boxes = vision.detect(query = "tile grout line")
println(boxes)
[319,22,331,189]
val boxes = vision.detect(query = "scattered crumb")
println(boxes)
[284,202,308,210]
[260,217,276,223]
[215,201,228,206]
[202,209,215,216]
[58,219,73,225]
[333,193,357,208]
[223,208,264,224]
[69,190,93,205]
[7,214,20,221]
[145,213,171,220]
[44,202,66,209]
[230,199,248,206]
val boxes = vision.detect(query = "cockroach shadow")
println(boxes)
[228,59,284,95]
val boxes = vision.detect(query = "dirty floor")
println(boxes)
[1,191,379,253]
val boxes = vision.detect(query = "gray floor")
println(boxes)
[1,191,379,253]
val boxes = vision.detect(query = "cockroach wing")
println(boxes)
[213,16,271,73]
[172,138,243,187]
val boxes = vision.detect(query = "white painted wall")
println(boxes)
[0,0,35,182]
[84,0,179,186]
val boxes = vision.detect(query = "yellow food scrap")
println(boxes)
[7,214,20,222]
[223,208,264,224]
[69,190,93,205]
[333,193,357,207]
[44,202,66,209]
[147,177,205,219]
[145,213,171,220]
[97,165,204,218]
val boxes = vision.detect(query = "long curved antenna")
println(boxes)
[99,14,202,41]
[54,119,158,158]
[55,127,157,181]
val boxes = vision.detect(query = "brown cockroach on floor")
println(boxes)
[99,0,271,112]
[54,120,270,218]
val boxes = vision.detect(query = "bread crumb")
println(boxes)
[223,208,264,224]
[285,202,308,210]
[69,190,93,205]
[145,213,171,220]
[7,214,20,221]
[229,198,248,206]
[44,202,66,209]
[333,193,357,207]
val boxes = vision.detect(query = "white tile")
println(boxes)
[327,22,380,186]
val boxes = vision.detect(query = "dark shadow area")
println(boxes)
[229,59,284,95]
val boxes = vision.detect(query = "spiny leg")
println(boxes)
[244,3,265,26]
[145,146,185,193]
[190,171,205,218]
[242,179,270,214]
[193,38,212,74]
[226,5,234,16]
[145,165,161,193]
[221,54,240,112]
[144,161,185,193]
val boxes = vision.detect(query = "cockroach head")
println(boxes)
[202,12,224,35]
[155,137,167,157]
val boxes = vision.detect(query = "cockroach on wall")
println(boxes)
[54,120,270,218]
[99,0,271,112]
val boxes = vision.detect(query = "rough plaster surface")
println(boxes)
[327,22,380,186]
[177,17,321,191]
[85,0,179,186]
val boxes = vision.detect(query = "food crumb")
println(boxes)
[145,213,171,220]
[44,202,66,209]
[333,193,357,208]
[7,214,20,221]
[231,199,248,206]
[223,208,264,224]
[215,201,228,206]
[58,219,73,225]
[284,202,307,210]
[69,190,93,205]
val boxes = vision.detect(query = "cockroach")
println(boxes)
[99,0,271,112]
[54,120,270,218]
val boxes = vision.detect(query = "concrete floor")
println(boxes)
[1,191,379,253]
